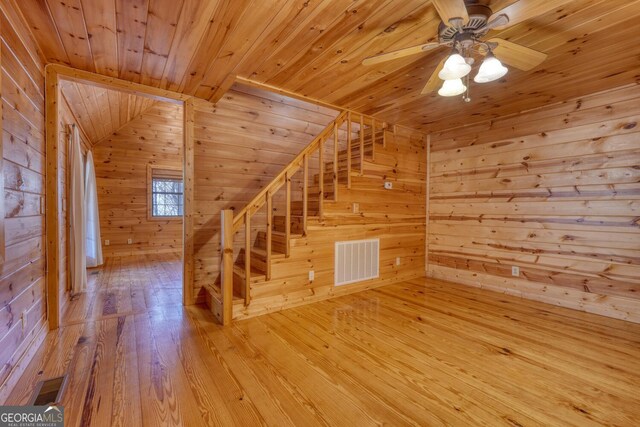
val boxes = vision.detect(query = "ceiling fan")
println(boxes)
[362,0,562,101]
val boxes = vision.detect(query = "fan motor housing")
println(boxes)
[438,4,492,44]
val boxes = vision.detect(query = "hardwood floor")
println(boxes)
[62,253,184,326]
[6,256,640,426]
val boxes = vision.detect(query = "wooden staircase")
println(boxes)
[214,111,388,324]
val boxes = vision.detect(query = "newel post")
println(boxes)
[220,210,234,325]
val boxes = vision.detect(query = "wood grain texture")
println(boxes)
[14,0,640,132]
[5,264,640,425]
[60,80,156,146]
[428,83,640,322]
[93,101,184,257]
[0,0,48,399]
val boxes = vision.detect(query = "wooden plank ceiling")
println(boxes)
[19,0,640,133]
[60,80,156,145]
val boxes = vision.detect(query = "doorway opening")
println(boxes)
[46,65,193,329]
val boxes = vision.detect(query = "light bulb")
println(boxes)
[474,53,508,83]
[438,78,466,97]
[438,53,472,80]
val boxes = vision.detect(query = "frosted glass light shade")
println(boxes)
[438,78,466,97]
[438,53,472,80]
[474,54,508,83]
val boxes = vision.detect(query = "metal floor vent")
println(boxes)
[29,375,68,406]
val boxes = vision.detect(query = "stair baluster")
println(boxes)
[333,121,339,202]
[371,118,376,162]
[266,191,273,280]
[318,137,324,219]
[359,114,364,175]
[303,154,308,233]
[285,171,291,257]
[347,112,352,188]
[244,211,251,305]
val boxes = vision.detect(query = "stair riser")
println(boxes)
[313,173,348,185]
[232,273,246,298]
[273,216,305,234]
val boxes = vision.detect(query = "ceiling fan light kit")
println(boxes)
[362,0,550,102]
[474,52,508,83]
[438,78,467,97]
[438,50,471,80]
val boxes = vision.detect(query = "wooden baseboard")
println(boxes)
[102,248,183,257]
[428,265,640,324]
[0,318,49,404]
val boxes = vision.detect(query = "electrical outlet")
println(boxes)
[127,238,133,245]
[308,270,315,281]
[104,239,110,246]
[384,181,393,190]
[352,202,359,213]
[396,257,401,266]
[512,266,520,277]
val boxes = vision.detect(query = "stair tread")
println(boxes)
[233,264,265,279]
[251,246,285,259]
[205,283,243,303]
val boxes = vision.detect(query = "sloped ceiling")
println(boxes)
[19,0,640,132]
[60,80,156,145]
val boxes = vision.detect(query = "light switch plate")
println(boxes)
[512,266,520,277]
[309,270,315,281]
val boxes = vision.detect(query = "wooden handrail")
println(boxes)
[232,110,347,229]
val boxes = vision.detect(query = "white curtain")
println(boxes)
[70,125,87,293]
[85,151,103,268]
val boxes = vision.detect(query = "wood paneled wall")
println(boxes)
[60,80,156,145]
[428,83,640,323]
[0,0,48,400]
[193,84,338,300]
[93,102,183,257]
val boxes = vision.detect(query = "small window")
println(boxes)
[148,166,183,218]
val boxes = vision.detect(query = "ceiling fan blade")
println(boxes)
[489,0,574,30]
[362,43,440,66]
[431,0,469,25]
[421,57,447,95]
[486,38,547,71]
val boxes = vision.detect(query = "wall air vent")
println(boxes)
[335,239,379,286]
